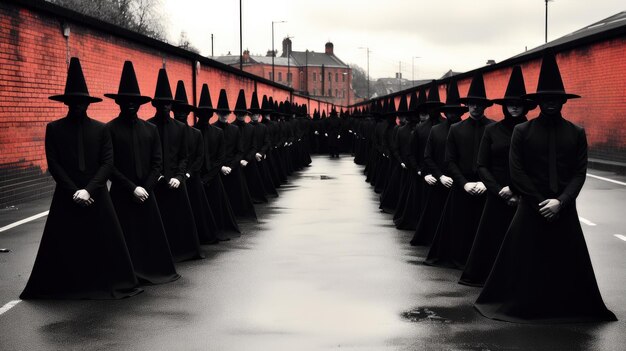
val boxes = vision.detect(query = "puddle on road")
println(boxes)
[401,307,453,324]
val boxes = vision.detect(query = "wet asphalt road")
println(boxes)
[0,155,625,351]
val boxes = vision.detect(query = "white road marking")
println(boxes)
[0,211,49,233]
[579,217,597,226]
[587,173,626,187]
[0,300,20,316]
[614,234,626,242]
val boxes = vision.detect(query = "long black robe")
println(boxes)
[196,120,240,236]
[182,123,220,245]
[425,116,493,269]
[379,123,403,213]
[251,120,278,197]
[411,120,455,246]
[374,119,394,193]
[213,120,257,220]
[106,114,180,285]
[148,115,203,262]
[460,117,525,286]
[234,119,268,204]
[326,115,341,157]
[262,118,285,186]
[475,113,617,323]
[21,116,142,299]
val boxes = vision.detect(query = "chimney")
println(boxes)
[243,50,250,63]
[325,41,334,55]
[282,37,292,58]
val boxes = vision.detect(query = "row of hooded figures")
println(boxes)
[349,50,617,324]
[19,50,617,325]
[20,58,321,300]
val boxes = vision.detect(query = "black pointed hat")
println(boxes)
[173,80,194,110]
[386,97,397,116]
[249,91,262,114]
[105,61,152,104]
[397,94,409,115]
[215,89,231,114]
[261,95,271,113]
[321,110,327,119]
[408,90,419,112]
[152,68,174,103]
[274,100,280,116]
[459,72,493,106]
[423,81,445,107]
[50,57,102,103]
[415,87,428,111]
[330,107,338,117]
[439,79,469,113]
[523,50,580,101]
[197,84,215,112]
[492,65,537,108]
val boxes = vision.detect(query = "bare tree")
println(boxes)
[349,64,371,99]
[48,0,167,41]
[177,31,200,54]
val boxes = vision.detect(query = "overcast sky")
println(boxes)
[161,0,624,80]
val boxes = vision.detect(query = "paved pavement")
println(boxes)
[0,155,624,351]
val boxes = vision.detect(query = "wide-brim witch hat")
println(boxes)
[249,91,262,114]
[104,61,152,104]
[50,57,102,103]
[458,72,493,106]
[197,84,215,113]
[408,90,419,113]
[386,97,397,117]
[173,80,194,111]
[274,100,280,116]
[261,95,271,114]
[321,110,327,119]
[523,50,580,101]
[330,107,338,117]
[492,65,537,109]
[152,68,175,104]
[397,94,409,116]
[439,79,469,114]
[423,81,445,108]
[415,87,428,112]
[215,89,232,114]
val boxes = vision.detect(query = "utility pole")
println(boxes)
[545,0,554,44]
[358,47,370,99]
[239,0,242,70]
[412,56,420,86]
[271,21,286,82]
[211,34,214,57]
[398,61,402,91]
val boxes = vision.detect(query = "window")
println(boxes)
[287,72,292,83]
[313,72,317,82]
[269,72,273,80]
[328,88,331,96]
[313,88,317,95]
[335,89,338,97]
[342,73,346,82]
[342,89,345,98]
[335,73,338,82]
[278,72,282,81]
[328,72,332,81]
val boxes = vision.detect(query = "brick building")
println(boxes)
[217,38,355,107]
[352,11,626,172]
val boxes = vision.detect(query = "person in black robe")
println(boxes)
[379,95,407,214]
[366,101,385,185]
[213,89,257,221]
[232,89,268,204]
[250,93,279,198]
[374,99,396,193]
[391,92,419,220]
[105,61,180,285]
[172,80,220,245]
[411,80,466,246]
[475,51,617,323]
[21,57,142,300]
[425,73,494,269]
[194,84,240,237]
[261,96,286,186]
[395,84,444,230]
[325,108,342,158]
[460,66,532,286]
[148,69,203,262]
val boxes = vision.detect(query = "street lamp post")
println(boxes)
[412,56,421,86]
[545,0,554,43]
[271,20,286,82]
[358,47,370,99]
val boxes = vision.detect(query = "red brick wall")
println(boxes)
[384,38,626,165]
[0,1,335,206]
